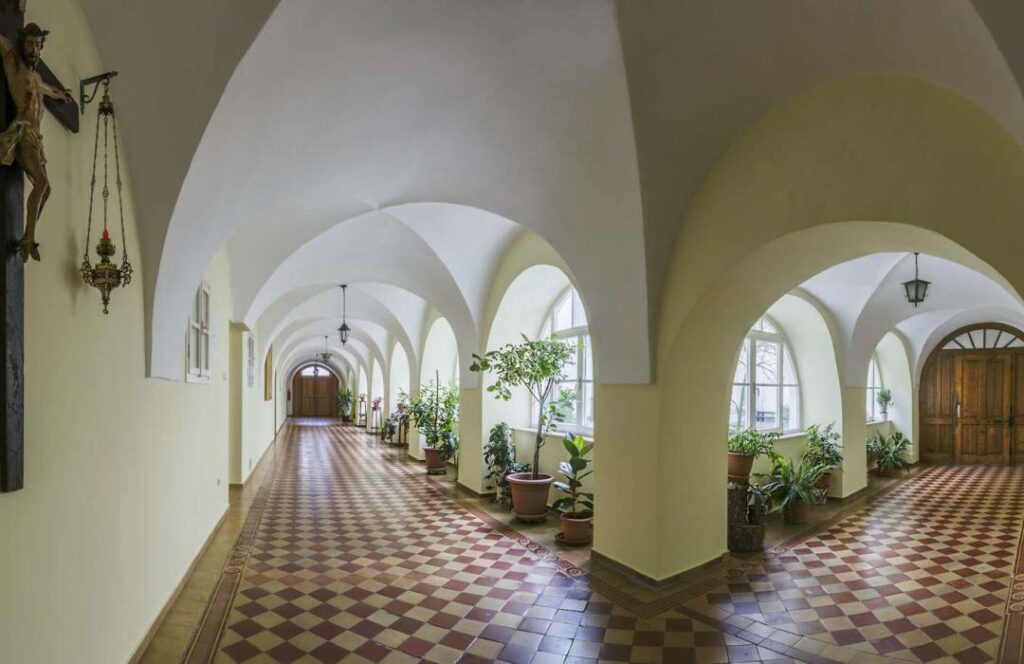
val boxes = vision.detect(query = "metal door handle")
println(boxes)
[957,403,961,419]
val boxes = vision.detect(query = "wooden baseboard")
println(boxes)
[128,505,230,664]
[590,548,727,589]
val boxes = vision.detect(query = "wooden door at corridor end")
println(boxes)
[920,325,1024,465]
[292,367,338,417]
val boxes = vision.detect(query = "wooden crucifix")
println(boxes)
[0,0,79,492]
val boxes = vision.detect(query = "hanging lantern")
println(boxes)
[80,76,132,314]
[338,284,351,345]
[319,335,332,363]
[902,252,930,307]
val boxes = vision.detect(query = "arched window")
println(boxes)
[866,356,884,422]
[540,287,593,431]
[300,364,328,377]
[730,317,799,433]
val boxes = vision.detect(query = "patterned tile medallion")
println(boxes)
[183,420,1024,664]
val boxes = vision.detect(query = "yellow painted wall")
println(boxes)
[0,3,253,660]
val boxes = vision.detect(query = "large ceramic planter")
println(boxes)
[507,472,554,522]
[783,499,809,524]
[876,465,898,478]
[727,452,755,482]
[423,447,447,475]
[560,513,593,545]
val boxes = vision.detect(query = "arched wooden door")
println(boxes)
[920,324,1024,465]
[292,365,339,417]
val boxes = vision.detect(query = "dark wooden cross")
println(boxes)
[0,0,79,492]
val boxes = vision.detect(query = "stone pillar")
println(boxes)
[458,387,485,494]
[838,386,868,498]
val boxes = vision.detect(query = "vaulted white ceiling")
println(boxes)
[79,0,1024,386]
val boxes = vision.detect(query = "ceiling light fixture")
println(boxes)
[319,335,332,363]
[902,252,930,307]
[338,284,351,345]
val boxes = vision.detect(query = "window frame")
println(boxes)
[537,286,593,434]
[246,334,256,388]
[186,282,211,383]
[866,355,884,422]
[730,316,800,434]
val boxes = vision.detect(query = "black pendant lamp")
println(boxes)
[338,284,351,345]
[319,335,332,363]
[902,252,930,307]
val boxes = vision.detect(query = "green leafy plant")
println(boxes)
[758,456,825,516]
[876,387,893,414]
[868,430,910,473]
[408,380,460,462]
[728,428,779,458]
[382,415,398,441]
[552,433,594,518]
[337,388,355,420]
[471,335,576,479]
[803,423,843,470]
[484,423,522,507]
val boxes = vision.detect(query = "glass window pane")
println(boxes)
[754,385,779,430]
[866,388,875,421]
[760,318,777,334]
[553,292,572,332]
[730,385,748,431]
[583,336,593,381]
[201,290,209,327]
[571,289,588,328]
[561,337,578,381]
[782,384,799,431]
[189,329,198,371]
[558,381,578,425]
[782,348,797,385]
[734,342,749,383]
[755,340,779,384]
[582,382,594,429]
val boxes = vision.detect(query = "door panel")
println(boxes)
[1014,355,1024,464]
[955,353,1011,464]
[920,355,956,463]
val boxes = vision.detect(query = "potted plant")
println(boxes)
[552,433,594,544]
[408,379,460,475]
[382,415,398,443]
[803,423,842,499]
[876,388,893,418]
[727,428,779,482]
[870,430,910,476]
[759,456,825,524]
[484,422,518,507]
[337,388,355,423]
[471,335,576,522]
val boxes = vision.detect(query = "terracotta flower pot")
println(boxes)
[507,472,554,522]
[783,499,809,524]
[560,513,593,545]
[876,466,897,478]
[727,452,755,482]
[423,447,447,475]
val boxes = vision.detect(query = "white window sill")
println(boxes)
[511,425,594,443]
[186,373,211,384]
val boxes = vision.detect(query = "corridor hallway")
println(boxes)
[152,420,1024,664]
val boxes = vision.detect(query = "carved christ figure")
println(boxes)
[0,23,72,262]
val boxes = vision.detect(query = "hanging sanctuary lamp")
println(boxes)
[80,72,132,314]
[338,284,351,345]
[902,252,930,307]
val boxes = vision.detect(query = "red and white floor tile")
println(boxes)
[182,421,1024,664]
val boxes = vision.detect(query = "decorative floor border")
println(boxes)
[998,503,1024,663]
[180,428,288,664]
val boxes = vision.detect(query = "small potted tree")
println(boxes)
[552,433,594,544]
[337,388,355,423]
[760,456,825,524]
[471,335,576,522]
[876,388,893,418]
[409,379,460,475]
[803,423,842,500]
[727,428,779,482]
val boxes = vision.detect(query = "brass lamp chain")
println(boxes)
[110,91,130,276]
[82,82,101,264]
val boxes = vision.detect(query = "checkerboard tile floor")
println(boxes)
[685,465,1024,663]
[195,420,1024,663]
